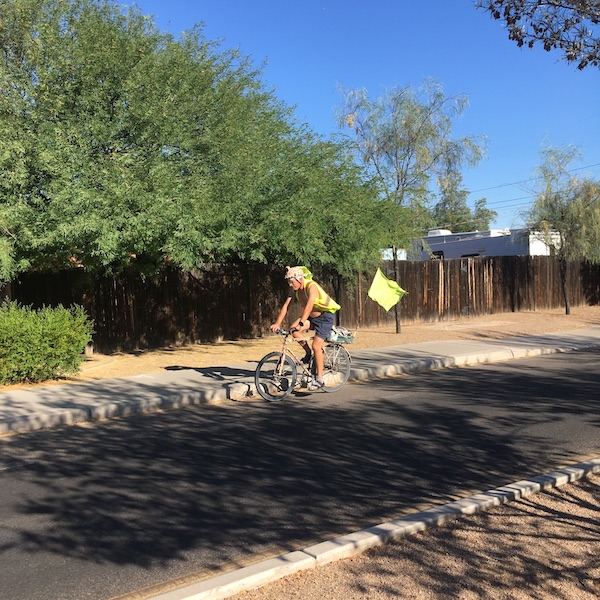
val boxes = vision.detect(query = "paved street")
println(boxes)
[0,344,599,599]
[227,472,600,600]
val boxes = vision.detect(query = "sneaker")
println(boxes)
[301,352,312,365]
[307,378,324,391]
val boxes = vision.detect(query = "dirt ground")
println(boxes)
[76,304,600,381]
[230,472,600,600]
[2,305,600,393]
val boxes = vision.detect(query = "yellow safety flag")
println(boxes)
[368,268,407,311]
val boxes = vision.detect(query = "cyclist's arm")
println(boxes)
[270,296,293,332]
[291,283,318,330]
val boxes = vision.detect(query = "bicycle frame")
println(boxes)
[276,330,313,381]
[255,328,352,401]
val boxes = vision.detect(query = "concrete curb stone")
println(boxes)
[148,458,600,600]
[1,326,599,435]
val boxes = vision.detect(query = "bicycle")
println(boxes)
[254,328,352,401]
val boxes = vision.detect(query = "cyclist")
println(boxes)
[270,266,340,390]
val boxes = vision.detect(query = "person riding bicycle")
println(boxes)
[270,266,340,390]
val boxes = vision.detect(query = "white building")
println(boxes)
[412,228,557,260]
[380,247,408,261]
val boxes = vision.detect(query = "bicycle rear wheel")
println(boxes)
[255,351,297,401]
[321,344,351,392]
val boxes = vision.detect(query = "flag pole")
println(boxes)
[393,245,401,333]
[355,271,372,339]
[354,272,362,338]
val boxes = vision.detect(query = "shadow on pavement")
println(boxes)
[330,475,600,600]
[1,349,598,586]
[164,364,257,380]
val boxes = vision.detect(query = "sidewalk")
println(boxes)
[1,326,599,600]
[1,326,599,436]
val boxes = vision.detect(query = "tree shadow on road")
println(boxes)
[337,474,600,600]
[0,349,598,595]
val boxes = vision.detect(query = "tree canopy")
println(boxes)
[476,0,600,69]
[526,146,600,313]
[0,0,388,281]
[432,171,497,233]
[337,80,488,247]
[337,80,488,332]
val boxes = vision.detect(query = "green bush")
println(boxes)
[0,300,94,384]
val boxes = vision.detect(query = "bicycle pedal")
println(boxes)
[301,353,312,365]
[300,376,312,388]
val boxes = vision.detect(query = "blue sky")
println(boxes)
[129,0,599,230]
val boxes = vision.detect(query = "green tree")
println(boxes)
[0,0,217,275]
[0,0,388,281]
[476,0,600,69]
[432,171,497,233]
[337,79,486,330]
[526,146,600,314]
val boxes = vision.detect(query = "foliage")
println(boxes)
[0,300,94,383]
[432,171,497,233]
[476,0,600,69]
[527,146,600,261]
[526,145,600,313]
[337,79,487,247]
[0,0,388,282]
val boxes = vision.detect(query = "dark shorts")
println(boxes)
[308,312,335,340]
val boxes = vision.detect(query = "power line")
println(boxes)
[490,200,532,211]
[484,194,536,207]
[429,163,600,231]
[466,161,600,195]
[428,202,530,231]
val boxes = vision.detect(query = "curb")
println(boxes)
[347,338,600,383]
[0,386,232,435]
[148,457,600,600]
[2,338,599,436]
[346,345,587,384]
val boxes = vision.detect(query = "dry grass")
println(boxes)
[76,305,600,381]
[2,305,599,392]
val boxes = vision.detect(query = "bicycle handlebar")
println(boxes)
[275,328,296,336]
[274,327,306,336]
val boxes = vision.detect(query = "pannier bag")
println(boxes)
[326,326,355,344]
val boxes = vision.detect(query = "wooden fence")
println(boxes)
[4,256,600,353]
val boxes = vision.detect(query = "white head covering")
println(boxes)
[285,266,305,279]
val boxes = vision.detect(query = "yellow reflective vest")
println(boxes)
[296,280,341,314]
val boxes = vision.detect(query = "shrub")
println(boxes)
[0,300,94,384]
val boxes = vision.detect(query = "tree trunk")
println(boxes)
[393,246,401,333]
[559,256,570,315]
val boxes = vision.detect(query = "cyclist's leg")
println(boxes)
[312,334,325,377]
[309,313,334,384]
[291,326,311,359]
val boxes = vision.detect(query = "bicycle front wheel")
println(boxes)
[255,352,297,401]
[321,344,351,392]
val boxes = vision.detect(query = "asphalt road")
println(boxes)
[0,349,599,600]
